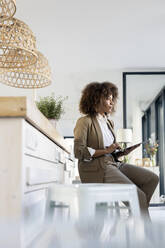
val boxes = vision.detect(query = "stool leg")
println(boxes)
[69,198,79,220]
[77,198,96,220]
[129,195,141,217]
[68,198,96,220]
[96,202,108,219]
[115,202,120,216]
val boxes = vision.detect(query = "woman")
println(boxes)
[74,81,159,219]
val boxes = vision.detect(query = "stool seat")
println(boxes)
[50,183,140,220]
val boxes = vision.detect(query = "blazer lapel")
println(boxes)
[107,119,116,142]
[91,117,104,149]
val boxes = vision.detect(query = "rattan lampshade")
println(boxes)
[0,0,16,22]
[0,51,52,88]
[0,17,37,68]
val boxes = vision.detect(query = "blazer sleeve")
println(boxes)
[74,117,92,160]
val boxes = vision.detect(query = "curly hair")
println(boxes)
[79,81,118,116]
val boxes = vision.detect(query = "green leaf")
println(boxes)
[36,93,68,120]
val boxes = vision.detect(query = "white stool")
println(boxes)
[50,183,140,220]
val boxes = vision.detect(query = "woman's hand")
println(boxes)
[92,143,121,158]
[105,143,121,154]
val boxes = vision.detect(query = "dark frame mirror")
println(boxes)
[123,71,165,202]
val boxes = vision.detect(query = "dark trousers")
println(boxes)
[103,159,159,219]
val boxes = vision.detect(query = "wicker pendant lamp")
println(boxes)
[0,17,37,68]
[0,0,16,22]
[0,51,51,88]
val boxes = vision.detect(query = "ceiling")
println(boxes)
[16,0,165,77]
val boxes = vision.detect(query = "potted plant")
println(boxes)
[36,93,67,127]
[144,138,159,166]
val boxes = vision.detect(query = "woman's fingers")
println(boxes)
[106,144,117,153]
[106,143,123,154]
[114,143,121,149]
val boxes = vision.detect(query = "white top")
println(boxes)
[88,114,114,156]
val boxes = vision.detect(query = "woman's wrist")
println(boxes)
[93,148,109,158]
[104,148,109,154]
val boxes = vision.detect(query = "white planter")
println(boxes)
[48,119,57,128]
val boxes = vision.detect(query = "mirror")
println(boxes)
[123,72,165,200]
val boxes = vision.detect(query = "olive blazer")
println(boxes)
[74,115,116,183]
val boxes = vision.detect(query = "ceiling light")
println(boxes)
[0,0,16,22]
[0,51,51,88]
[0,17,37,68]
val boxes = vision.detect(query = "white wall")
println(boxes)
[0,83,35,99]
[129,101,143,164]
[38,69,123,136]
[0,69,123,137]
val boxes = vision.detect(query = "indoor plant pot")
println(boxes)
[36,93,67,127]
